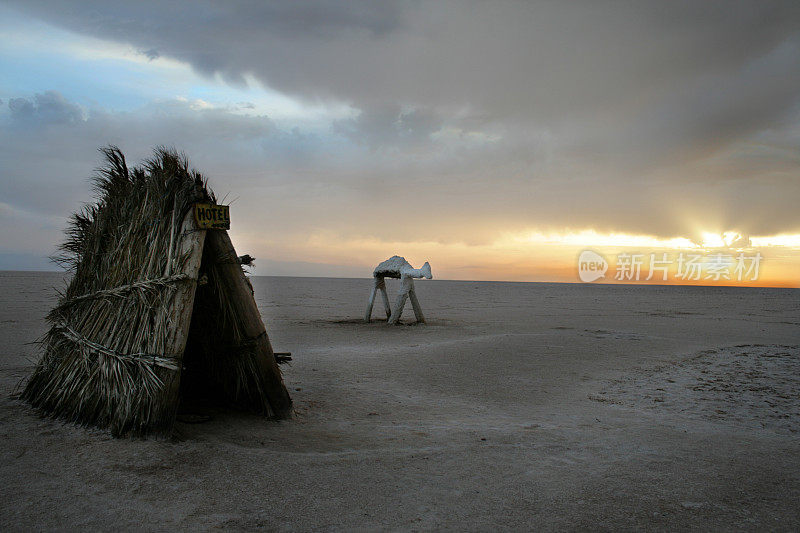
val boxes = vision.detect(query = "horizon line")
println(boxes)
[1,269,796,289]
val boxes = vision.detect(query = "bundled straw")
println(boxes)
[22,147,211,435]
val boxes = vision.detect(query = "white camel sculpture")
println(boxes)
[365,256,432,325]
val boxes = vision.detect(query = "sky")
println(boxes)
[0,1,799,286]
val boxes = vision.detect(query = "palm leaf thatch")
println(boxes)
[22,146,291,437]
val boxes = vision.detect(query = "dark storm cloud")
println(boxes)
[7,1,407,87]
[3,1,800,244]
[10,1,799,123]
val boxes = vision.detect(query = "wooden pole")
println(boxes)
[204,229,293,418]
[158,210,205,434]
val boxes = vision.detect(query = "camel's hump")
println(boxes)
[373,255,412,277]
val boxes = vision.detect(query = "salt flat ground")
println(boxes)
[0,271,798,531]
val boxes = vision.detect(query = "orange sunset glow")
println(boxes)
[230,228,800,287]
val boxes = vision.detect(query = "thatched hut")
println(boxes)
[22,146,292,437]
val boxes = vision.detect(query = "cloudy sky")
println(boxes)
[1,1,799,285]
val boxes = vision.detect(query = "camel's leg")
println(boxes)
[389,276,412,325]
[378,278,391,319]
[408,281,425,324]
[365,278,379,322]
[388,292,408,325]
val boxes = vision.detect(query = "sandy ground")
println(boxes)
[0,271,798,531]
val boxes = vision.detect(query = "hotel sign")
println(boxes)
[194,203,230,230]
